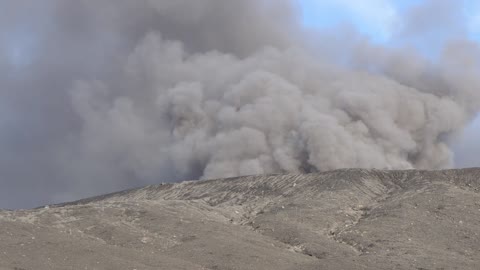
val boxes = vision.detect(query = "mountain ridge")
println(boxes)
[2,168,480,269]
[48,168,480,207]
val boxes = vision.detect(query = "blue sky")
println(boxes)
[299,0,415,42]
[299,0,480,43]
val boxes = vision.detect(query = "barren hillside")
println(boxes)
[2,168,480,269]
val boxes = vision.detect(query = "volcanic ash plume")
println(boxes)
[1,0,479,207]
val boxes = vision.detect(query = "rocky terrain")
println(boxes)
[1,168,480,269]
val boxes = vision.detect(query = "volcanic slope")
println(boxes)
[1,168,480,269]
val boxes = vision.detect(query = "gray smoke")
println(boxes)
[1,0,479,208]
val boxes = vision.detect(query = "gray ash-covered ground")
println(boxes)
[1,168,480,269]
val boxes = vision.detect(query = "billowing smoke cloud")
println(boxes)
[1,0,479,208]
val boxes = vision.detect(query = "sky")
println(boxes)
[299,0,480,43]
[300,0,411,42]
[298,0,480,166]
